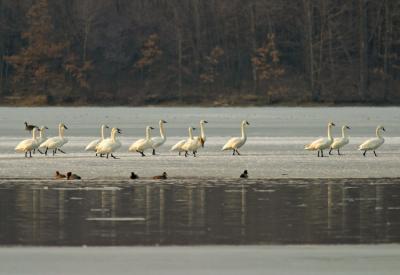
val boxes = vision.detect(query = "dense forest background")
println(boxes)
[0,0,400,106]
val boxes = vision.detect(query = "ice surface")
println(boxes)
[0,245,399,275]
[0,107,400,179]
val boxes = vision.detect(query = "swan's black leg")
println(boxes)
[337,149,341,155]
[152,149,156,155]
[29,151,32,158]
[178,152,181,156]
[33,149,36,154]
[363,150,367,157]
[193,151,196,157]
[58,149,66,154]
[236,149,241,156]
[52,149,56,156]
[106,153,109,159]
[232,150,235,156]
[25,152,27,158]
[111,154,119,159]
[38,149,44,154]
[185,151,188,157]
[320,150,324,157]
[317,150,320,157]
[140,151,146,157]
[374,150,378,157]
[329,148,333,155]
[95,153,98,157]
[45,148,48,156]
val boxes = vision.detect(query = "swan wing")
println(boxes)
[222,137,242,150]
[359,138,384,150]
[129,138,148,152]
[151,137,165,148]
[15,139,36,152]
[171,139,186,151]
[85,139,101,151]
[331,137,349,149]
[304,137,325,150]
[39,137,61,149]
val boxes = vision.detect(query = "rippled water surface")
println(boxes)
[1,178,400,245]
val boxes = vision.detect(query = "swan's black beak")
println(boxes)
[117,128,122,134]
[346,126,351,129]
[150,127,154,130]
[193,127,196,130]
[105,125,109,129]
[204,120,208,123]
[383,127,386,131]
[63,125,68,130]
[162,120,167,123]
[332,123,336,126]
[246,121,250,125]
[45,126,49,130]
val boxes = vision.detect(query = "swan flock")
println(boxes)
[15,120,387,158]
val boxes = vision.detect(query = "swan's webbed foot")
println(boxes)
[58,149,66,154]
[138,151,145,157]
[152,149,156,155]
[373,150,378,157]
[111,154,119,159]
[363,150,367,157]
[329,148,333,155]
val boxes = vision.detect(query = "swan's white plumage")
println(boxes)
[129,126,154,153]
[304,122,335,152]
[96,128,121,154]
[85,125,109,152]
[39,123,68,150]
[35,126,48,146]
[170,139,186,152]
[194,120,208,148]
[331,125,350,150]
[222,120,249,152]
[359,126,385,151]
[181,127,198,153]
[151,120,167,149]
[15,128,39,153]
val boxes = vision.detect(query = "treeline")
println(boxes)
[0,0,400,106]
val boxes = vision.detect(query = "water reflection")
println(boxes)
[1,178,400,245]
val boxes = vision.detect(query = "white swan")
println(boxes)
[96,127,122,159]
[39,123,68,156]
[129,126,154,156]
[151,120,167,155]
[181,127,198,157]
[195,120,208,148]
[15,127,40,157]
[222,120,250,155]
[359,125,385,157]
[85,124,109,156]
[329,125,350,155]
[304,122,335,157]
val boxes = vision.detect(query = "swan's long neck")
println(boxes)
[40,129,45,139]
[59,124,64,138]
[327,125,333,141]
[200,123,206,139]
[111,130,117,142]
[376,128,383,139]
[159,122,166,139]
[146,127,152,140]
[32,129,37,139]
[188,128,193,139]
[241,123,247,141]
[341,127,348,138]
[101,126,106,140]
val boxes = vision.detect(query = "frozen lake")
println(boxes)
[1,245,400,275]
[0,107,400,179]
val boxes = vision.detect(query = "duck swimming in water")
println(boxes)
[153,172,167,179]
[55,171,66,179]
[130,172,139,179]
[67,172,81,180]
